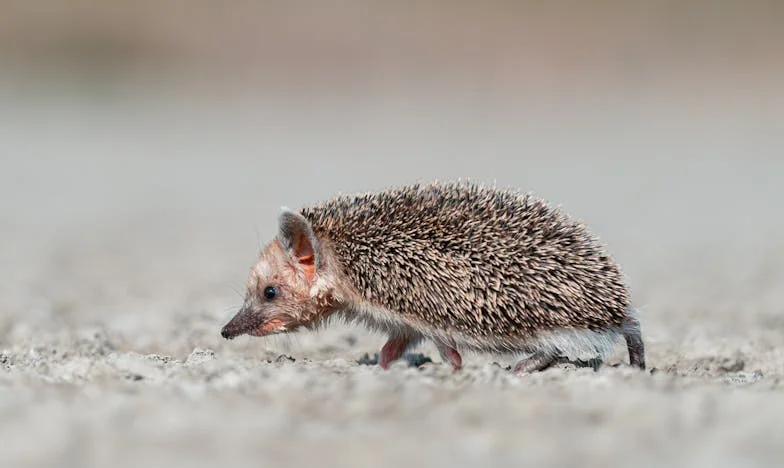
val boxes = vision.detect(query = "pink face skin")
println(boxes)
[221,209,464,372]
[221,213,327,340]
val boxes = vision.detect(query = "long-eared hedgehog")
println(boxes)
[221,181,645,372]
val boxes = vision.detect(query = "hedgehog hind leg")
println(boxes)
[511,326,621,373]
[622,309,646,370]
[512,351,558,373]
[512,351,604,373]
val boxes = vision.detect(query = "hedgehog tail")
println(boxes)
[622,308,646,370]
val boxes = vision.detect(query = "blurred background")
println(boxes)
[2,0,782,329]
[1,2,784,467]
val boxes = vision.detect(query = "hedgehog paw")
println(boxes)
[512,352,557,374]
[379,336,412,370]
[435,342,462,372]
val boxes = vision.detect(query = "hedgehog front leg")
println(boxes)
[379,335,416,369]
[434,335,462,371]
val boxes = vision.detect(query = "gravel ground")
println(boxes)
[1,82,783,468]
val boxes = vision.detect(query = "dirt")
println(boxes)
[1,76,783,468]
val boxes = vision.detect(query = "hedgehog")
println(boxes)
[221,181,645,373]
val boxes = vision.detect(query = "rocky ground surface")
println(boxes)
[1,84,783,468]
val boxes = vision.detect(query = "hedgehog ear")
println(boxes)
[278,208,320,280]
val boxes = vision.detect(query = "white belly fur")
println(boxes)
[340,300,622,361]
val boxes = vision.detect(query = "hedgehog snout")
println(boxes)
[221,304,262,339]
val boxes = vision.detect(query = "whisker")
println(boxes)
[241,335,253,352]
[218,282,246,301]
[220,305,242,320]
[254,223,263,252]
[287,332,304,356]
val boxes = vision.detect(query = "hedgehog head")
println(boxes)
[221,209,334,340]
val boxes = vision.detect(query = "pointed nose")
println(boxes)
[221,306,256,340]
[221,317,245,340]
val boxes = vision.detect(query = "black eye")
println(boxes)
[263,286,278,300]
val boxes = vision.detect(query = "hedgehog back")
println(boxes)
[300,182,629,341]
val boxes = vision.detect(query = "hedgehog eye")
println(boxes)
[263,286,278,300]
